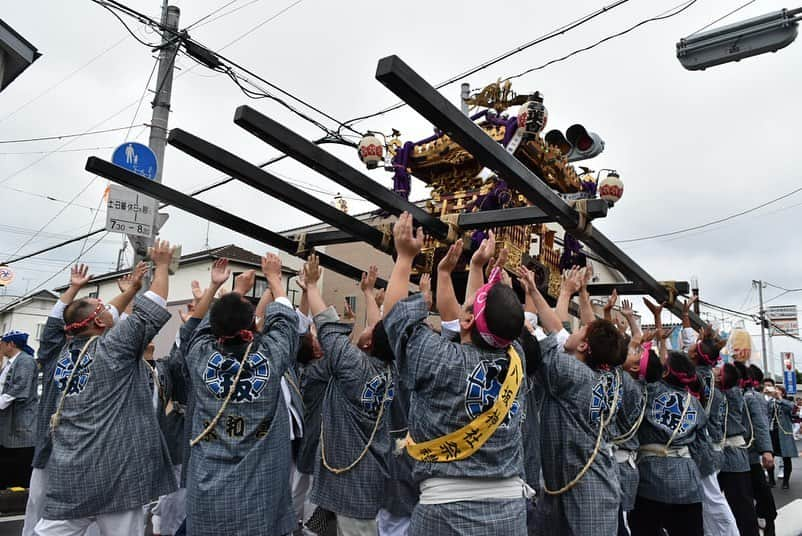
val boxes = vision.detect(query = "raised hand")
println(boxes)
[117,261,148,293]
[261,253,283,282]
[296,272,307,291]
[419,273,432,308]
[683,295,698,315]
[604,289,618,312]
[374,288,385,308]
[233,269,256,295]
[437,239,464,273]
[191,280,203,301]
[360,265,379,294]
[70,264,92,288]
[486,247,509,277]
[304,253,322,286]
[470,230,496,267]
[561,267,583,296]
[643,297,664,318]
[393,212,425,259]
[517,265,537,295]
[642,329,656,342]
[581,264,594,290]
[210,258,231,287]
[621,299,634,317]
[149,239,174,267]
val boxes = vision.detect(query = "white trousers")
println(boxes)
[701,472,739,536]
[34,507,143,536]
[290,465,317,536]
[22,468,47,536]
[337,515,377,536]
[376,508,410,536]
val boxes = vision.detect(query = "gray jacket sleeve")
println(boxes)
[38,316,67,365]
[2,354,37,400]
[99,295,172,368]
[747,394,773,455]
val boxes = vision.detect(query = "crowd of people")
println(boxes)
[0,215,798,535]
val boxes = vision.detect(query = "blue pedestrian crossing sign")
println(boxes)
[111,142,158,179]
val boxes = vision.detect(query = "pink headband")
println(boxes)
[666,365,701,399]
[695,340,720,367]
[638,342,653,380]
[473,266,512,349]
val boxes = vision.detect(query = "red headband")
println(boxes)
[473,266,512,349]
[666,365,701,399]
[695,340,719,367]
[217,329,254,346]
[738,378,760,390]
[64,301,105,334]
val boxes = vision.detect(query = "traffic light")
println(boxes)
[676,9,799,71]
[544,124,605,162]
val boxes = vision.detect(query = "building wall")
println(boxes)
[0,296,58,352]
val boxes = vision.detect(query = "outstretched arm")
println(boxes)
[109,262,148,316]
[304,254,327,317]
[465,231,495,304]
[192,258,230,320]
[556,267,582,323]
[603,289,618,322]
[518,265,562,333]
[621,299,642,346]
[384,212,425,316]
[436,239,463,322]
[644,297,668,363]
[578,266,596,325]
[361,265,382,328]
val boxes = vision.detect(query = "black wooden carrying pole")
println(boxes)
[374,55,705,327]
[85,157,387,288]
[167,129,392,253]
[232,105,452,241]
[458,202,607,230]
[296,203,608,247]
[586,282,690,297]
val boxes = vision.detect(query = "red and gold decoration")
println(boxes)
[598,171,624,206]
[357,132,384,170]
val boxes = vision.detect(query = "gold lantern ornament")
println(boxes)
[598,171,623,206]
[357,132,384,170]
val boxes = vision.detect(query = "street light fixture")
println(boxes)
[677,8,801,71]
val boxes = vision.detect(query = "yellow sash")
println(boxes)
[406,346,523,463]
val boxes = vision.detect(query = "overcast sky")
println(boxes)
[2,0,801,370]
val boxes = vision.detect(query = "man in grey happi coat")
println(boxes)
[381,214,529,536]
[717,362,760,536]
[628,353,708,536]
[302,256,394,536]
[0,329,38,489]
[768,385,798,488]
[34,242,177,535]
[183,255,299,536]
[742,364,776,536]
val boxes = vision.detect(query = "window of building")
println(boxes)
[345,295,357,315]
[35,322,46,341]
[231,272,272,301]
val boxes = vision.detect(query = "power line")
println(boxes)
[504,0,700,81]
[0,36,129,126]
[8,177,98,259]
[340,0,633,129]
[125,57,159,140]
[93,0,163,47]
[212,0,304,50]
[0,145,115,155]
[0,125,142,144]
[689,0,758,36]
[184,0,239,31]
[618,186,802,243]
[190,0,262,29]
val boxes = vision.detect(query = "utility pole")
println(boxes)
[754,279,769,372]
[130,1,179,271]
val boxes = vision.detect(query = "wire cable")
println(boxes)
[340,0,632,129]
[688,0,758,35]
[0,125,142,144]
[0,36,129,126]
[504,0,700,81]
[191,0,262,29]
[0,145,115,156]
[94,1,162,47]
[184,0,239,30]
[618,186,802,243]
[125,58,159,140]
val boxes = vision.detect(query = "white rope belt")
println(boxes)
[724,435,746,448]
[614,448,637,466]
[638,444,691,459]
[419,477,535,505]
